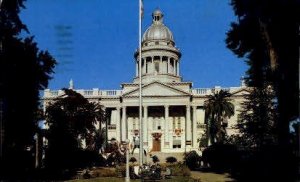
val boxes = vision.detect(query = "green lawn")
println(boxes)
[190,171,236,182]
[67,176,196,182]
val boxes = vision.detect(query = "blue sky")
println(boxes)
[20,0,247,90]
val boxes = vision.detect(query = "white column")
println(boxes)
[127,117,131,140]
[136,62,139,77]
[186,105,192,144]
[177,61,179,76]
[192,106,197,148]
[116,107,121,142]
[173,60,176,75]
[122,106,127,142]
[167,57,170,74]
[164,105,169,146]
[151,56,154,74]
[169,116,173,148]
[143,106,148,147]
[148,112,152,149]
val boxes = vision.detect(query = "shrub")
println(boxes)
[166,156,177,164]
[106,152,126,166]
[115,165,126,177]
[83,170,91,179]
[184,151,201,170]
[91,168,116,178]
[151,155,160,163]
[168,163,190,176]
[129,157,137,163]
[202,143,238,172]
[181,166,191,176]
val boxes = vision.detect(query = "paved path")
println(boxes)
[190,171,236,182]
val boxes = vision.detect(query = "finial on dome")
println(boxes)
[152,8,163,24]
[69,79,74,89]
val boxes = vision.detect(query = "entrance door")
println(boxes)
[152,139,161,151]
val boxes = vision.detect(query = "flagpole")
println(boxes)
[138,0,144,168]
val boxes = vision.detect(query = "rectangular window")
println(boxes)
[177,117,181,129]
[173,118,176,130]
[133,119,136,130]
[173,138,181,149]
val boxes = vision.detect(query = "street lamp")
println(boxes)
[125,139,130,182]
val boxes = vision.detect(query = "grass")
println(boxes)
[190,171,236,182]
[67,176,196,182]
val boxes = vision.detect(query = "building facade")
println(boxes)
[43,10,249,154]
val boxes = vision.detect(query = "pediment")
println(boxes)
[122,81,190,97]
[231,87,251,96]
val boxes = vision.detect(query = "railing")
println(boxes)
[101,90,122,96]
[84,90,93,96]
[192,88,211,95]
[44,89,122,98]
[192,86,242,95]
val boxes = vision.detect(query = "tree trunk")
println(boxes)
[259,20,278,72]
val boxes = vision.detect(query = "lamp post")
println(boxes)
[125,139,130,182]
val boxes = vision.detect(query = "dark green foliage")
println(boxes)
[202,143,238,172]
[230,146,298,182]
[105,141,125,166]
[204,90,234,143]
[198,131,208,149]
[151,155,159,163]
[44,89,105,172]
[115,165,126,177]
[0,0,56,178]
[226,0,299,146]
[166,156,177,164]
[165,163,191,177]
[129,157,137,163]
[226,0,300,180]
[184,151,201,170]
[236,85,278,148]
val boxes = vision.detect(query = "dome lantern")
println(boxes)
[152,9,164,24]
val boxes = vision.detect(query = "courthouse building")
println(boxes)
[43,9,248,153]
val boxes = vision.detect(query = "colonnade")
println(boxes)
[110,104,205,150]
[135,56,179,77]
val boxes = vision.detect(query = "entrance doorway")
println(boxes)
[151,132,162,152]
[152,138,161,151]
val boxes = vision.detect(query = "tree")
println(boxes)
[0,0,56,177]
[226,0,299,148]
[226,1,299,179]
[204,90,234,144]
[44,89,105,172]
[236,84,278,148]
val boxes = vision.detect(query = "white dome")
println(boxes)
[142,9,174,43]
[142,24,174,42]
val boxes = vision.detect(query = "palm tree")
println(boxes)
[204,90,234,144]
